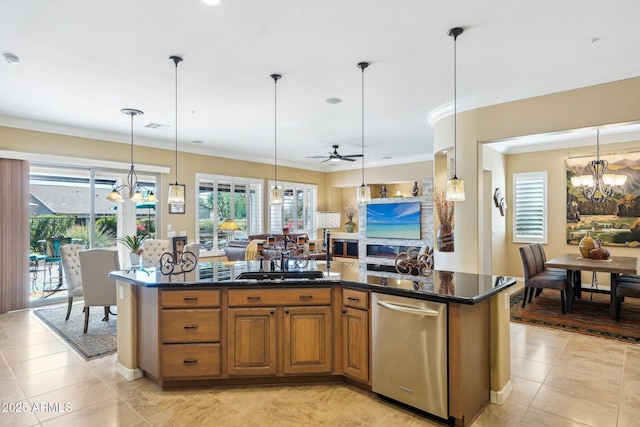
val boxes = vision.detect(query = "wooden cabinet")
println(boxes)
[227,307,277,376]
[333,239,358,259]
[159,289,222,379]
[341,288,370,383]
[227,287,332,377]
[283,305,332,374]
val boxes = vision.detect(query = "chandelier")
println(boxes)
[107,109,156,203]
[570,129,627,203]
[355,61,371,205]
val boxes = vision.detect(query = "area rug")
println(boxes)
[510,289,640,344]
[33,303,117,360]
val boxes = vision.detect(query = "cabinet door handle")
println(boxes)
[285,309,290,314]
[342,309,347,314]
[183,359,198,364]
[299,295,313,300]
[247,296,261,301]
[183,297,198,301]
[347,297,360,302]
[184,325,199,329]
[270,310,275,315]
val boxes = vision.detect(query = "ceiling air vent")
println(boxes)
[145,122,170,130]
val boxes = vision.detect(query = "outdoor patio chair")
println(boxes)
[43,236,72,296]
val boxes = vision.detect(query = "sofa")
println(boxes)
[224,233,326,261]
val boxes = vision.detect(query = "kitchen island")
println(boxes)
[111,261,516,427]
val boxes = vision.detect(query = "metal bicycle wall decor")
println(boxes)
[159,250,197,277]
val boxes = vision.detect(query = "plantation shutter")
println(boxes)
[513,172,547,243]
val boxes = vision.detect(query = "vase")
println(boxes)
[578,232,595,258]
[436,224,454,252]
[345,222,356,233]
[130,252,141,267]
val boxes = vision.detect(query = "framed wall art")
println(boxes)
[566,151,640,248]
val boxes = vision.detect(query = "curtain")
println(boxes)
[0,158,30,313]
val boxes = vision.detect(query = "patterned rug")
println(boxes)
[511,289,640,344]
[33,303,117,360]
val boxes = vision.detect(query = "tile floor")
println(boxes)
[1,307,639,426]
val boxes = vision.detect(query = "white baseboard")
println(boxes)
[116,362,143,381]
[490,379,513,404]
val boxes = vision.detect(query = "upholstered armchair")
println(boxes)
[141,239,171,268]
[59,244,85,320]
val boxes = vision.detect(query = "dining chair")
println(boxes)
[519,244,569,313]
[59,244,85,320]
[141,239,171,268]
[614,274,640,321]
[78,249,119,333]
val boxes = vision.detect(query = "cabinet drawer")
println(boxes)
[162,343,221,378]
[343,288,368,310]
[161,289,221,308]
[228,287,331,306]
[161,309,220,342]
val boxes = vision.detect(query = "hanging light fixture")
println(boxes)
[571,129,627,203]
[270,73,284,205]
[167,55,185,205]
[445,27,465,202]
[356,61,371,205]
[107,108,150,203]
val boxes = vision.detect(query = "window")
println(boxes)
[268,180,317,238]
[196,174,263,253]
[512,171,547,243]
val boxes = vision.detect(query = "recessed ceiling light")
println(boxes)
[3,53,20,64]
[192,140,204,144]
[202,0,222,5]
[325,97,342,104]
[382,156,392,160]
[588,37,600,44]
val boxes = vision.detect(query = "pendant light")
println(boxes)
[107,108,147,202]
[570,129,627,203]
[355,61,371,205]
[270,73,283,205]
[167,55,185,205]
[445,27,465,202]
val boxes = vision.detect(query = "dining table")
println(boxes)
[545,253,638,319]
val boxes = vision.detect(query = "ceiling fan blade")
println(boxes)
[341,157,356,162]
[342,154,363,158]
[321,158,331,163]
[306,155,329,159]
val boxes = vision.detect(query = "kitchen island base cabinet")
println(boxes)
[227,287,333,377]
[227,307,277,376]
[283,306,332,375]
[341,288,370,383]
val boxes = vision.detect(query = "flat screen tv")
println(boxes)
[366,202,421,239]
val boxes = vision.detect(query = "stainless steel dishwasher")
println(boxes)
[372,292,448,421]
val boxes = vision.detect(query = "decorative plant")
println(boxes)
[116,234,148,254]
[433,190,454,226]
[343,205,356,223]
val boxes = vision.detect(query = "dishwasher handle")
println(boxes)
[376,300,440,317]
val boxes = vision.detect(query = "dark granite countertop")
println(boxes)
[109,260,516,305]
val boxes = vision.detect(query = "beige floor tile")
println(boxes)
[617,401,640,427]
[0,398,41,427]
[510,355,552,383]
[530,384,618,427]
[0,377,27,402]
[39,398,148,427]
[2,339,68,363]
[17,363,98,398]
[29,377,118,423]
[518,406,592,427]
[543,362,622,404]
[9,350,83,378]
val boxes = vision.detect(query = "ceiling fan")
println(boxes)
[306,145,363,163]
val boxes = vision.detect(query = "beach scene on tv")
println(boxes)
[366,202,421,239]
